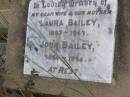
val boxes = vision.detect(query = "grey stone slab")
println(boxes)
[24,0,117,83]
[5,1,130,97]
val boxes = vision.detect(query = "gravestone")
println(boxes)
[24,0,117,83]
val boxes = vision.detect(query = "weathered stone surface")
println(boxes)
[24,0,117,83]
[5,0,130,97]
[0,0,10,10]
[117,0,130,70]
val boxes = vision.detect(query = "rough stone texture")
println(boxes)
[0,0,10,11]
[117,0,130,70]
[24,0,117,84]
[5,0,130,97]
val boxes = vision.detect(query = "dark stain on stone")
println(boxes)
[34,47,38,52]
[108,27,112,34]
[98,24,100,28]
[40,44,43,48]
[88,58,92,62]
[92,48,95,52]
